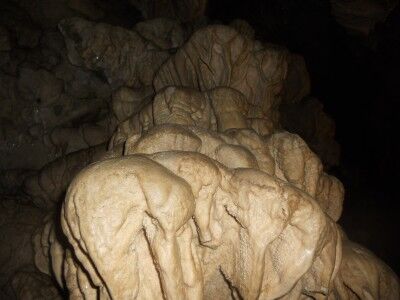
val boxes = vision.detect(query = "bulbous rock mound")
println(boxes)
[0,7,398,299]
[53,24,398,300]
[153,25,289,135]
[27,23,399,300]
[59,124,398,299]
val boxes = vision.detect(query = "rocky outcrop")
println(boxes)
[0,2,397,299]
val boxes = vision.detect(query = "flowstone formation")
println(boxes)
[0,2,398,299]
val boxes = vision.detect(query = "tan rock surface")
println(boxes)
[333,238,399,299]
[0,8,396,298]
[23,143,110,208]
[59,17,170,88]
[58,147,364,299]
[154,25,289,135]
[58,124,397,299]
[280,97,340,167]
[135,18,186,50]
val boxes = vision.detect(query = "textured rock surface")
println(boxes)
[135,18,186,50]
[0,197,45,289]
[280,97,340,168]
[59,125,397,299]
[153,25,289,135]
[0,1,398,299]
[336,238,399,298]
[59,17,170,88]
[0,7,116,171]
[6,271,62,300]
[61,152,332,298]
[0,10,182,172]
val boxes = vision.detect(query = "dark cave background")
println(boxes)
[207,0,400,274]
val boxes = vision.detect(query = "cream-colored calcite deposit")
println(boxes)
[55,111,396,299]
[153,25,289,135]
[59,140,398,298]
[51,23,398,300]
[0,5,398,298]
[30,23,398,300]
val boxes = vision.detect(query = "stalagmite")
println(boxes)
[0,1,398,299]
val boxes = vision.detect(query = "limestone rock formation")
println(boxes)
[153,25,289,136]
[280,97,340,167]
[229,19,255,40]
[336,238,399,299]
[0,11,184,172]
[0,7,116,171]
[59,17,170,88]
[281,54,311,105]
[0,197,46,294]
[58,125,397,299]
[0,2,398,299]
[134,18,186,50]
[60,152,332,298]
[22,143,111,209]
[6,271,62,300]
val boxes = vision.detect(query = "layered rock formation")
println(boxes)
[0,1,398,299]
